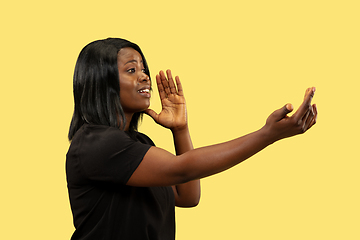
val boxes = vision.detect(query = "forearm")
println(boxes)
[129,125,290,187]
[171,126,201,207]
[177,127,274,182]
[172,126,194,155]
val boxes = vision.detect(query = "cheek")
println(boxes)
[119,90,132,106]
[119,80,135,96]
[119,82,139,109]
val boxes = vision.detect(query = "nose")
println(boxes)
[138,71,150,83]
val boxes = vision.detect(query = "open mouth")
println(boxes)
[137,87,151,98]
[138,89,150,93]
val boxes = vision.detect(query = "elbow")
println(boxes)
[174,182,201,208]
[188,197,200,207]
[191,190,201,207]
[183,192,201,208]
[176,196,201,208]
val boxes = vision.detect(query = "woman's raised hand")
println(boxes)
[262,87,318,142]
[144,70,188,131]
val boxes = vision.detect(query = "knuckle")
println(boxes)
[294,118,302,127]
[298,126,306,134]
[301,126,306,133]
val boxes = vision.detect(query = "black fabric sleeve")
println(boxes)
[72,124,152,185]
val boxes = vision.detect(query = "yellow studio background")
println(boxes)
[1,0,359,239]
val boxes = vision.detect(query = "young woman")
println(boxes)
[66,38,317,240]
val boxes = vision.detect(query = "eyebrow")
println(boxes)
[124,59,143,66]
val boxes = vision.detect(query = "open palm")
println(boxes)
[145,70,188,131]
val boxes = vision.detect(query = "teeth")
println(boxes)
[138,89,149,93]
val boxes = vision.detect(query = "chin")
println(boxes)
[137,105,150,113]
[141,106,150,112]
[143,102,150,110]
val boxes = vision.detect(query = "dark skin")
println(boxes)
[117,47,317,207]
[145,70,200,207]
[118,48,200,207]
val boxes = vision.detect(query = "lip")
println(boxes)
[137,85,151,98]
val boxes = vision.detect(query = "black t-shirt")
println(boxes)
[66,124,175,240]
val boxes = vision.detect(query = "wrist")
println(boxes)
[258,125,279,145]
[171,124,190,135]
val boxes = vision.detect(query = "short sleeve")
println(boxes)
[67,124,152,185]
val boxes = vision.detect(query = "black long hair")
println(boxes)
[68,38,151,140]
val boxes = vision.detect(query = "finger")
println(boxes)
[159,70,171,96]
[143,109,159,122]
[166,69,177,94]
[307,104,318,129]
[156,74,167,100]
[175,76,184,96]
[293,87,316,120]
[301,106,314,131]
[270,103,294,122]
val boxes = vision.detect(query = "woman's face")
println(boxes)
[117,47,151,115]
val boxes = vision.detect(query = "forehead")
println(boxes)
[117,47,143,64]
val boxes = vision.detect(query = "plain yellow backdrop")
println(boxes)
[1,0,359,239]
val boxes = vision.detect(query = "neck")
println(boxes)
[123,112,133,131]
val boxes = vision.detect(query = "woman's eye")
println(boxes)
[127,68,135,73]
[142,69,146,73]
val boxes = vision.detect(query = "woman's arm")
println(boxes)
[171,126,200,207]
[129,88,317,187]
[140,71,317,188]
[145,70,200,207]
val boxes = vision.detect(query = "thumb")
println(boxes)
[271,103,294,121]
[144,109,159,122]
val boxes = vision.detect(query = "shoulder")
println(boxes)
[76,124,155,146]
[73,124,131,143]
[68,124,153,165]
[132,131,155,146]
[70,124,143,155]
[67,124,153,185]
